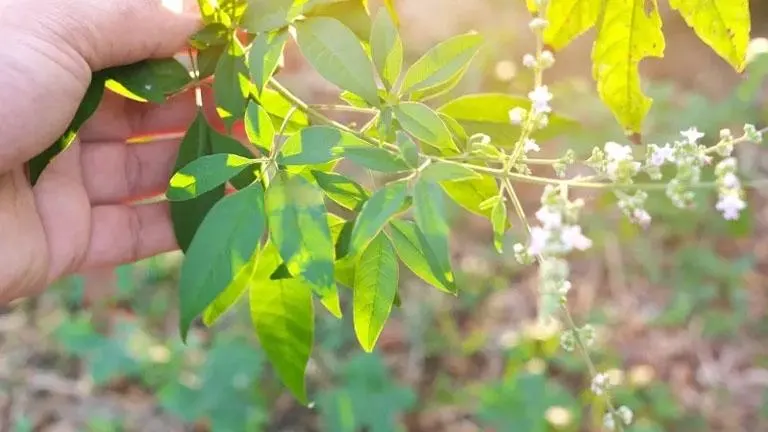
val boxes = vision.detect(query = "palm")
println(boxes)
[0,91,196,303]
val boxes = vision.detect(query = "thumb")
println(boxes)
[54,0,202,71]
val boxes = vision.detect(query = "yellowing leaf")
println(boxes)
[669,0,750,72]
[543,0,601,51]
[592,0,665,133]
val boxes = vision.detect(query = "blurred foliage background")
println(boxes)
[3,1,768,431]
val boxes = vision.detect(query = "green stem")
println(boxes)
[309,104,377,114]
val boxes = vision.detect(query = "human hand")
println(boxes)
[0,0,202,303]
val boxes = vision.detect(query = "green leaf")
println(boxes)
[28,72,106,186]
[387,220,455,294]
[245,101,275,153]
[190,23,229,49]
[198,44,225,80]
[304,0,373,42]
[214,40,250,125]
[413,180,456,291]
[257,88,310,133]
[339,146,411,172]
[543,0,600,51]
[312,171,370,211]
[179,182,266,340]
[491,199,507,253]
[103,58,191,103]
[393,102,457,152]
[198,0,247,26]
[208,128,260,190]
[353,233,398,352]
[240,0,298,33]
[266,172,336,297]
[348,181,408,256]
[279,126,368,166]
[669,0,750,72]
[249,29,289,94]
[440,174,500,221]
[370,7,403,89]
[170,112,227,252]
[592,0,665,133]
[396,131,420,168]
[438,112,469,148]
[421,162,479,182]
[167,153,257,201]
[250,242,314,403]
[400,32,482,95]
[437,93,579,145]
[202,255,257,327]
[295,17,380,107]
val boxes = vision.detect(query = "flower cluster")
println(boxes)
[714,157,746,220]
[559,324,596,352]
[604,406,634,431]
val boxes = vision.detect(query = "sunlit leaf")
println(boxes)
[401,32,483,95]
[353,233,399,352]
[421,161,480,182]
[250,242,314,403]
[304,0,373,41]
[669,0,750,72]
[312,171,370,211]
[245,101,275,153]
[295,17,380,106]
[348,181,408,256]
[266,172,336,298]
[413,180,457,292]
[592,0,665,133]
[279,126,369,166]
[241,0,299,33]
[370,7,403,89]
[339,145,411,172]
[393,102,457,152]
[167,153,257,201]
[440,174,501,221]
[214,40,250,125]
[437,93,579,145]
[543,0,601,51]
[491,199,508,253]
[249,29,289,95]
[202,253,257,327]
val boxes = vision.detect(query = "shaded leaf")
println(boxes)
[245,101,276,153]
[440,174,501,221]
[241,0,298,33]
[397,131,420,168]
[339,145,411,172]
[279,126,368,166]
[304,0,373,41]
[214,40,250,125]
[104,58,191,103]
[413,180,457,292]
[387,220,455,294]
[179,182,266,340]
[353,233,399,352]
[421,161,480,182]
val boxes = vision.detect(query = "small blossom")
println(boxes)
[528,226,550,255]
[681,127,705,144]
[722,172,740,189]
[591,373,611,396]
[560,225,593,251]
[513,243,534,265]
[716,194,746,220]
[509,107,527,125]
[603,413,616,431]
[528,85,553,114]
[539,50,555,68]
[535,207,562,228]
[720,128,733,141]
[528,17,549,31]
[560,330,576,352]
[616,406,634,425]
[522,53,537,68]
[524,138,540,153]
[744,123,763,143]
[648,143,674,167]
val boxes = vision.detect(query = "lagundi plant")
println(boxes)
[28,0,766,429]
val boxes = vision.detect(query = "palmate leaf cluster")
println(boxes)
[28,0,754,404]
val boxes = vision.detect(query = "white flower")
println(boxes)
[522,53,537,68]
[528,17,549,31]
[528,226,550,255]
[604,141,632,161]
[649,144,674,166]
[716,194,746,220]
[524,138,540,153]
[591,373,611,395]
[535,207,562,228]
[681,127,705,144]
[509,107,526,125]
[632,208,652,228]
[616,406,634,425]
[560,225,592,251]
[603,413,616,431]
[722,172,740,189]
[528,85,553,114]
[539,50,555,68]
